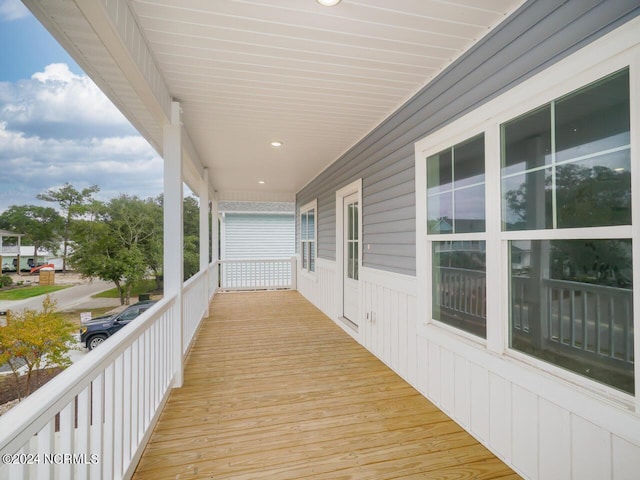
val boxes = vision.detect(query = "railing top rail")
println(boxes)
[435,266,486,276]
[0,294,176,455]
[184,267,208,291]
[513,276,632,295]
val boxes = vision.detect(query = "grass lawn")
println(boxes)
[92,279,159,299]
[0,285,70,301]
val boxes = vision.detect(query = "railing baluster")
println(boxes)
[122,348,132,465]
[90,375,103,480]
[9,445,28,479]
[624,298,632,362]
[113,356,124,477]
[583,292,589,352]
[149,326,160,412]
[548,286,553,341]
[37,419,55,480]
[77,386,91,480]
[131,341,140,452]
[570,290,575,348]
[595,294,601,355]
[522,279,528,332]
[559,288,564,344]
[103,364,115,480]
[608,297,615,359]
[59,400,75,480]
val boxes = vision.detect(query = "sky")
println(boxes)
[0,0,164,213]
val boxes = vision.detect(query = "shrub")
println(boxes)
[0,275,12,288]
[0,296,77,399]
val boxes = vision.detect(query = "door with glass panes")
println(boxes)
[343,193,359,323]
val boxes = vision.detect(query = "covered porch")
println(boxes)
[3,1,639,478]
[133,290,517,479]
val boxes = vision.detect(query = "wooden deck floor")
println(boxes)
[133,291,519,479]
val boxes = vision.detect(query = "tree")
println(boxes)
[183,196,200,280]
[0,205,63,266]
[37,183,100,273]
[152,194,203,282]
[145,195,164,288]
[0,296,77,400]
[70,195,162,304]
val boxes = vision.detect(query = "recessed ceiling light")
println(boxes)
[271,141,283,147]
[316,0,341,6]
[259,180,265,184]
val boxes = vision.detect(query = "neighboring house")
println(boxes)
[218,202,295,289]
[218,201,295,261]
[0,247,64,272]
[0,230,65,272]
[0,229,22,272]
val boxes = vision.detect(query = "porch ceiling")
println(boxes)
[25,0,524,201]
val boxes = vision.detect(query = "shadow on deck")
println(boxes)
[133,290,519,479]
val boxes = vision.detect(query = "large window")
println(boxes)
[300,201,316,273]
[502,68,633,394]
[427,134,487,338]
[418,63,636,397]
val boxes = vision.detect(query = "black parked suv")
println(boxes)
[80,300,157,350]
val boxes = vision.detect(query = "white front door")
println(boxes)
[343,193,359,323]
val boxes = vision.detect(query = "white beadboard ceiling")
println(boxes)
[30,0,525,201]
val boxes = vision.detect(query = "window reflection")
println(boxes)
[432,241,486,338]
[510,239,634,393]
[502,69,630,231]
[427,134,485,234]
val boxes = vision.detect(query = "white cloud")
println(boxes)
[0,0,29,21]
[0,64,164,211]
[1,63,135,139]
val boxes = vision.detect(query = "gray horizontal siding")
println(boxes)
[296,0,640,277]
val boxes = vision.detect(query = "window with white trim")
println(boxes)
[427,134,487,338]
[300,201,316,273]
[419,62,636,397]
[502,68,633,394]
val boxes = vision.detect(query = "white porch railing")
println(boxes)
[0,262,216,480]
[208,261,219,299]
[218,258,296,291]
[182,269,209,355]
[0,246,19,254]
[0,298,176,480]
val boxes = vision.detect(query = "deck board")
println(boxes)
[133,290,518,479]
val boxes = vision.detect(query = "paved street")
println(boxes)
[0,279,118,314]
[0,279,121,371]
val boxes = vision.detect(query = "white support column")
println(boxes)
[199,167,210,315]
[211,199,219,262]
[163,101,184,388]
[211,199,220,294]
